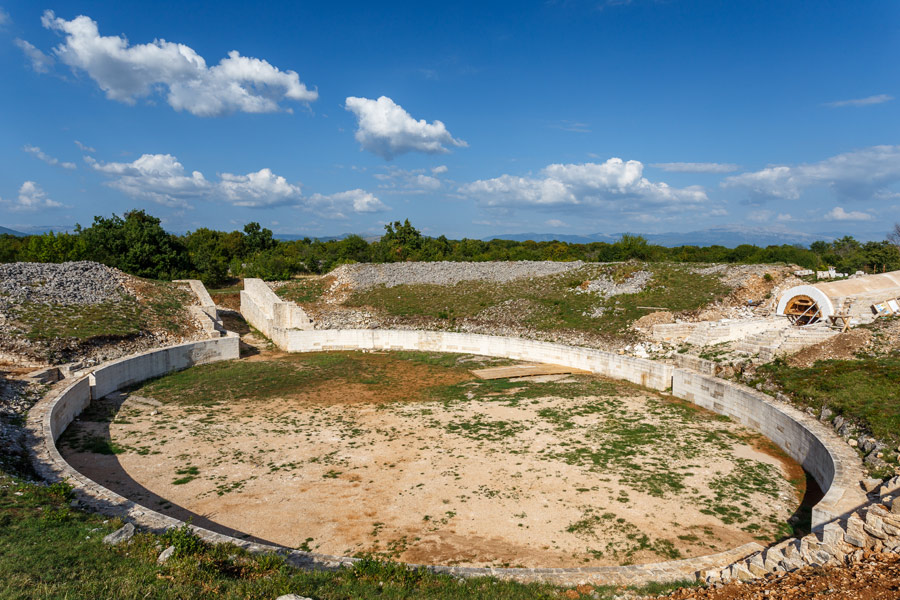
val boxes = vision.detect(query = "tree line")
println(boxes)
[1,209,898,287]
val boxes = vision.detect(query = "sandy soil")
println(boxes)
[60,352,803,568]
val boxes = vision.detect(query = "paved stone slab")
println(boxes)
[471,363,590,379]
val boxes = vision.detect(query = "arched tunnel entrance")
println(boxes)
[782,295,822,325]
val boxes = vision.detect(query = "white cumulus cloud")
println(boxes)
[824,206,874,221]
[722,145,900,200]
[460,158,708,214]
[308,189,388,218]
[24,145,76,169]
[39,10,317,116]
[345,96,467,160]
[15,39,54,73]
[87,151,384,215]
[824,94,893,108]
[651,162,739,173]
[87,154,211,208]
[374,166,443,193]
[217,168,303,208]
[6,181,64,212]
[0,8,9,26]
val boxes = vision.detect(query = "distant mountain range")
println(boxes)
[484,226,853,248]
[275,233,381,243]
[2,224,883,249]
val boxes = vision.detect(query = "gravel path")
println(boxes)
[328,260,585,290]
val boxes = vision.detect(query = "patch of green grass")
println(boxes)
[565,507,683,561]
[276,278,328,304]
[761,355,900,447]
[701,458,782,526]
[7,279,192,341]
[139,359,311,406]
[172,466,200,485]
[346,263,729,338]
[79,434,126,455]
[444,415,525,442]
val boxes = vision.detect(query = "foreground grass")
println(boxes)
[6,279,191,341]
[0,472,699,599]
[346,263,728,338]
[761,354,900,469]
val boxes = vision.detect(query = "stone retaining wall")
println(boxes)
[703,478,900,584]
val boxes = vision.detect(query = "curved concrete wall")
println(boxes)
[90,333,240,401]
[27,328,866,586]
[284,329,674,391]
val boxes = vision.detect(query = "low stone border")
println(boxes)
[26,327,870,585]
[704,478,900,584]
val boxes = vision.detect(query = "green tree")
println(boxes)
[617,234,653,260]
[242,222,277,256]
[381,219,423,261]
[183,228,231,285]
[77,210,188,279]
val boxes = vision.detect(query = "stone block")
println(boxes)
[731,563,755,581]
[747,554,768,577]
[863,514,887,539]
[822,521,844,546]
[762,546,785,571]
[698,569,721,584]
[862,478,883,493]
[879,476,900,497]
[820,541,847,562]
[871,504,900,528]
[157,545,175,564]
[103,523,135,545]
[844,514,867,548]
[782,539,802,560]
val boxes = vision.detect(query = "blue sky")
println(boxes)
[1,1,899,240]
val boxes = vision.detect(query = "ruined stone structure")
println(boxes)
[23,278,891,587]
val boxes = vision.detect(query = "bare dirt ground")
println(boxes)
[787,317,900,368]
[60,351,803,569]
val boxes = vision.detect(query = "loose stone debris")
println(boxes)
[102,522,135,546]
